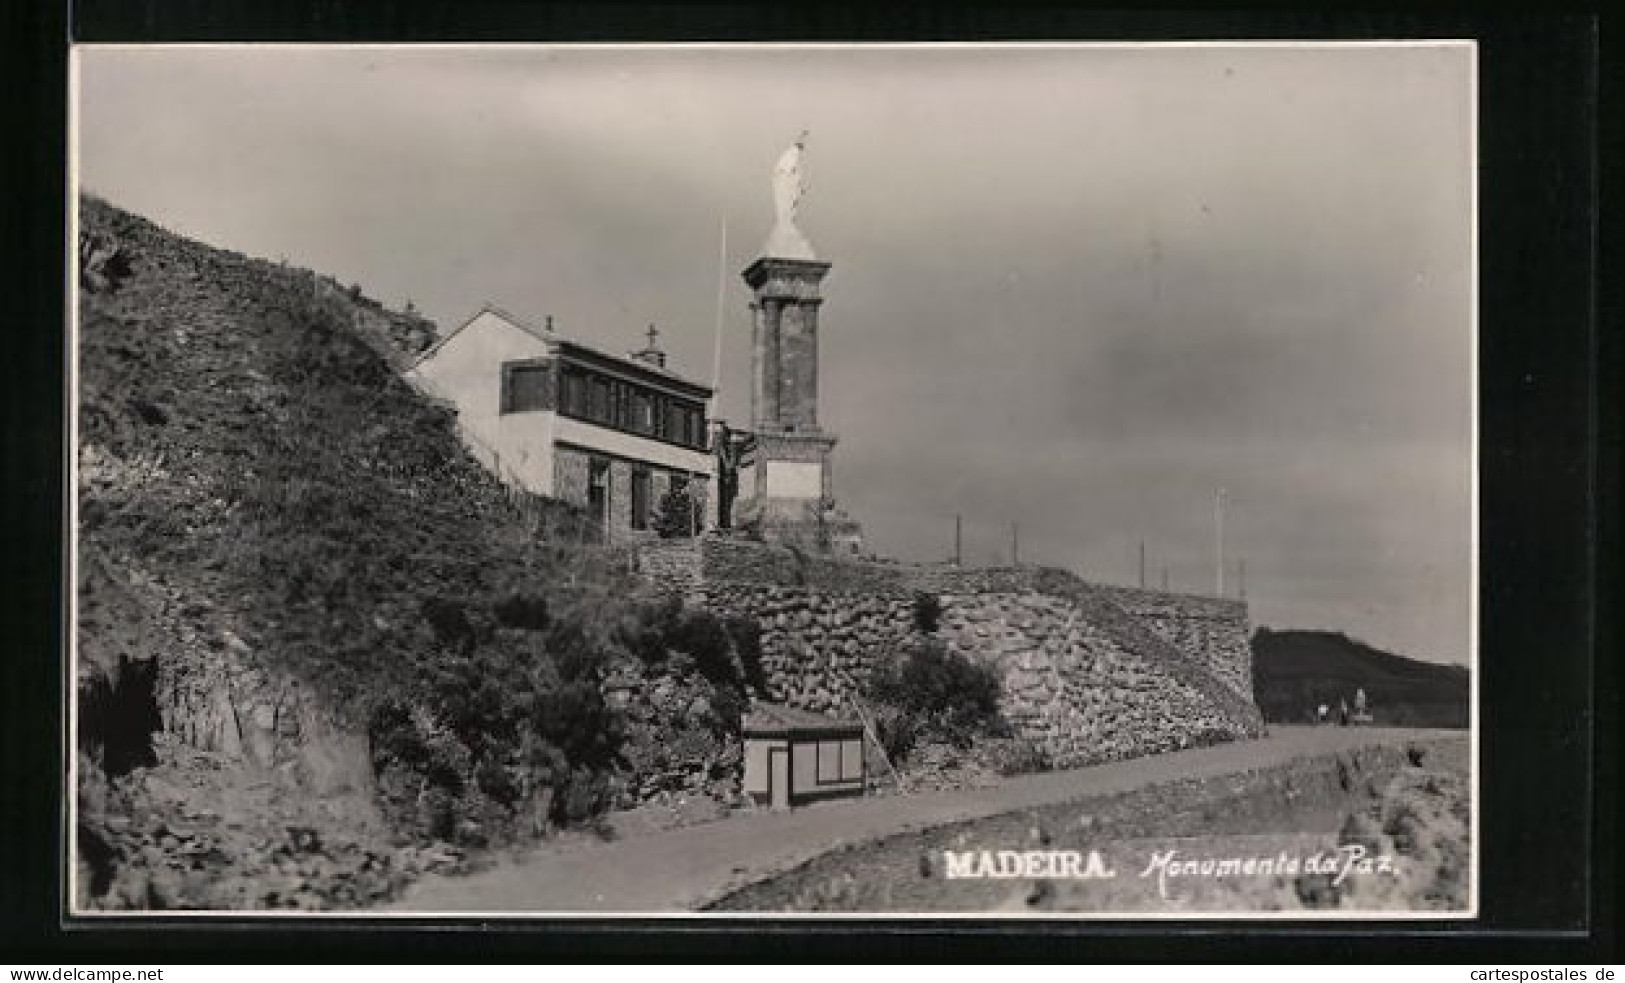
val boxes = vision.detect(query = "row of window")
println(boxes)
[498,359,709,451]
[558,365,708,450]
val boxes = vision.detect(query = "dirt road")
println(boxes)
[388,726,1457,913]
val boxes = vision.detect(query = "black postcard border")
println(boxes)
[2,3,1613,963]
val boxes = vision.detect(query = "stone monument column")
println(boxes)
[735,134,863,553]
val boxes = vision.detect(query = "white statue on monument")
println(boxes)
[763,130,817,261]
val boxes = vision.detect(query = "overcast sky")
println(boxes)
[76,44,1475,665]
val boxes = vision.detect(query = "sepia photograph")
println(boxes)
[69,42,1477,918]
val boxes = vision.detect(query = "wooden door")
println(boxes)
[769,747,791,811]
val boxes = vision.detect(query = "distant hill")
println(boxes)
[1250,628,1470,729]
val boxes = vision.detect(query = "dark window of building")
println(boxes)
[561,371,580,415]
[500,362,550,414]
[554,359,708,449]
[631,468,651,531]
[588,458,610,528]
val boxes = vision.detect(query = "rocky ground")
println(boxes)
[76,739,479,911]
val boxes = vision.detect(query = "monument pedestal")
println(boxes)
[735,430,864,554]
[738,254,864,554]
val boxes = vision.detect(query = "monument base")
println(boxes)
[732,493,865,557]
[733,428,864,554]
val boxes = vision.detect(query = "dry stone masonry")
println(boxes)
[1096,586,1255,702]
[639,539,1264,767]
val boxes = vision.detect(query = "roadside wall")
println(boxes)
[637,539,1263,767]
[1095,586,1255,702]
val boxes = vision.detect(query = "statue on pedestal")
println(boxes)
[763,131,817,260]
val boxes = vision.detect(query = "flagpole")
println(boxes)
[709,215,728,423]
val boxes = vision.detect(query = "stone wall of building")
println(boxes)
[635,538,1263,766]
[607,460,633,532]
[553,447,591,510]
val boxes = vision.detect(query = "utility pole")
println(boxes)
[1215,487,1227,597]
[1139,540,1146,588]
[1238,557,1247,601]
[954,513,962,566]
[1011,522,1020,566]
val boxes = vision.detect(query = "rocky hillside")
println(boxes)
[1251,628,1470,728]
[75,196,760,909]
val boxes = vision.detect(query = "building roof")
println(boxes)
[742,701,863,737]
[554,336,712,396]
[413,303,713,396]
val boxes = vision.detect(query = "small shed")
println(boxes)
[741,702,867,810]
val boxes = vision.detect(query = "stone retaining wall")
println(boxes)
[698,582,917,713]
[1096,586,1254,702]
[937,592,1258,767]
[636,538,1263,766]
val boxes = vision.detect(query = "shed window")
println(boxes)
[817,741,841,783]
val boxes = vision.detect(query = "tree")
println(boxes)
[652,484,702,539]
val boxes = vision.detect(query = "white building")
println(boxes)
[408,304,717,538]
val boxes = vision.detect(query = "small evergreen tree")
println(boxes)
[652,485,702,539]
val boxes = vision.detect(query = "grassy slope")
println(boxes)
[1250,628,1470,728]
[78,194,628,716]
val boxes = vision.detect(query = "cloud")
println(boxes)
[76,43,1475,663]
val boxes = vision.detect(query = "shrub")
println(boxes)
[982,737,1053,777]
[709,684,747,735]
[421,597,476,654]
[652,485,703,539]
[544,609,613,683]
[493,592,550,631]
[615,595,683,667]
[868,639,1006,751]
[666,609,739,689]
[555,767,614,826]
[911,592,942,634]
[868,703,922,763]
[534,680,621,769]
[723,615,768,695]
